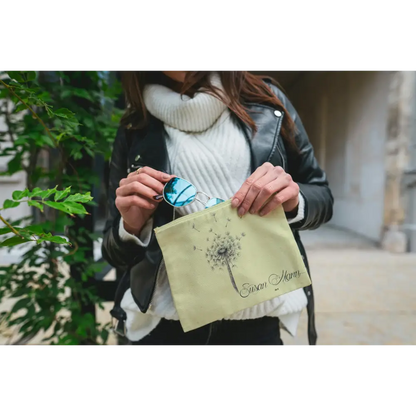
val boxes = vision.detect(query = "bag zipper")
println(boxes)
[154,199,233,233]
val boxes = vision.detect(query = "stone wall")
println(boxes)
[286,71,390,243]
[382,71,416,253]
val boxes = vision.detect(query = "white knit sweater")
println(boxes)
[118,74,308,342]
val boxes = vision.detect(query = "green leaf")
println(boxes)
[48,235,69,244]
[64,192,92,203]
[101,329,109,344]
[62,202,88,215]
[60,90,72,100]
[7,71,24,82]
[20,322,35,335]
[28,200,44,211]
[25,71,36,82]
[37,186,58,199]
[0,235,31,247]
[56,133,66,142]
[82,118,94,129]
[85,147,95,157]
[6,154,23,175]
[11,297,32,313]
[54,108,76,119]
[45,105,54,117]
[18,230,35,240]
[36,234,69,245]
[43,201,72,215]
[26,131,56,149]
[0,228,13,236]
[73,88,93,101]
[14,103,27,113]
[0,88,9,99]
[85,262,106,275]
[14,135,31,146]
[3,199,20,209]
[29,187,43,198]
[59,118,81,131]
[23,224,45,234]
[42,135,56,148]
[12,189,29,201]
[69,149,83,160]
[54,187,71,201]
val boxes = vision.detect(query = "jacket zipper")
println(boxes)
[267,110,286,171]
[276,143,286,171]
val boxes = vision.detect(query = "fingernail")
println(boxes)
[153,194,163,200]
[249,209,255,214]
[231,198,239,208]
[163,174,170,180]
[238,207,245,217]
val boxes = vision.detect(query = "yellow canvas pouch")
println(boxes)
[154,199,311,332]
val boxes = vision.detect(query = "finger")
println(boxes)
[250,172,292,214]
[121,170,174,188]
[121,173,166,194]
[116,181,161,201]
[238,169,280,216]
[116,195,158,211]
[258,185,299,217]
[232,162,274,209]
[127,166,174,183]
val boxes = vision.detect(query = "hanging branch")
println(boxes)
[0,79,58,147]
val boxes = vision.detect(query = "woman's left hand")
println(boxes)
[231,162,299,217]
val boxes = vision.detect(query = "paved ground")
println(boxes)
[2,225,415,345]
[281,226,416,345]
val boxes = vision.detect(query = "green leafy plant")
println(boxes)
[0,187,92,246]
[0,71,122,344]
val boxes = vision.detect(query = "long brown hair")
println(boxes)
[121,71,297,148]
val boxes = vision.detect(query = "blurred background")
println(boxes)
[1,71,415,345]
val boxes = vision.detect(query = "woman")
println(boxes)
[102,71,333,345]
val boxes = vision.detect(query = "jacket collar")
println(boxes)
[233,102,284,172]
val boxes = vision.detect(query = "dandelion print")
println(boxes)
[206,233,245,293]
[192,223,200,232]
[225,218,231,228]
[211,213,217,223]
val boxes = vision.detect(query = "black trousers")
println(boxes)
[129,316,284,345]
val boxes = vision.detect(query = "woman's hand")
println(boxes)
[231,162,299,217]
[115,167,174,236]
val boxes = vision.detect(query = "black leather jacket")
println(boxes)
[102,81,334,345]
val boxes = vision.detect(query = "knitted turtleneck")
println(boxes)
[118,74,307,342]
[143,73,252,218]
[143,73,226,133]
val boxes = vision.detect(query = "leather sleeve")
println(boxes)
[272,85,334,231]
[101,126,147,270]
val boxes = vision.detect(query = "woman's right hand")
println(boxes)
[116,166,174,236]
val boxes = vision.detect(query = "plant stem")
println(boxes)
[0,78,84,193]
[0,79,58,147]
[0,214,22,237]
